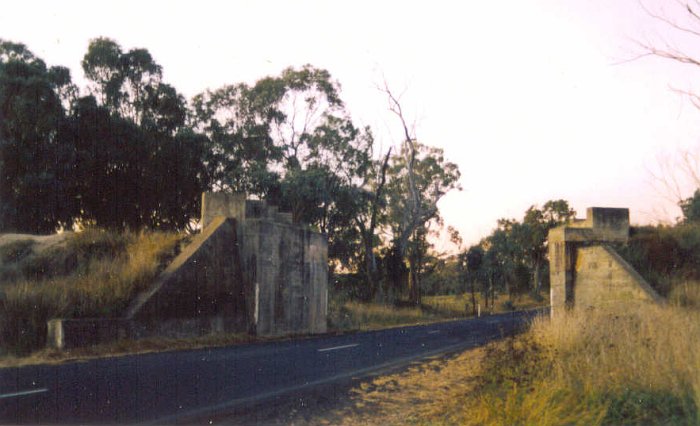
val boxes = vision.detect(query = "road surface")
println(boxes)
[0,309,544,424]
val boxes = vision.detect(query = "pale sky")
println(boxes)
[3,0,700,249]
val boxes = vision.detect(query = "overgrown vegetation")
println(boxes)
[0,229,183,354]
[618,222,700,297]
[461,303,700,425]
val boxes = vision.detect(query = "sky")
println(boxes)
[3,0,700,249]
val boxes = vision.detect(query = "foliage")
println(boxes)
[0,38,208,232]
[0,36,465,309]
[0,40,76,232]
[192,65,376,268]
[381,143,461,303]
[467,200,575,303]
[680,188,700,223]
[617,223,700,296]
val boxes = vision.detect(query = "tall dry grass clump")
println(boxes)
[0,229,183,354]
[328,301,428,331]
[669,279,700,309]
[467,304,700,425]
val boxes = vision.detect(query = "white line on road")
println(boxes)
[0,388,49,399]
[317,343,359,352]
[427,330,440,334]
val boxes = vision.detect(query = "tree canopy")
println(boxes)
[0,36,466,304]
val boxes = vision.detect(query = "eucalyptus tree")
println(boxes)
[522,200,575,292]
[82,37,187,133]
[478,200,575,297]
[79,37,204,230]
[0,40,76,232]
[192,65,375,268]
[383,142,461,304]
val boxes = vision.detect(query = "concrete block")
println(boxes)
[126,217,249,330]
[201,192,246,229]
[548,206,657,316]
[47,318,130,350]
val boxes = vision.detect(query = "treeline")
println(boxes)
[421,200,575,311]
[0,38,460,304]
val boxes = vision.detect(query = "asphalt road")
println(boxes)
[0,309,544,424]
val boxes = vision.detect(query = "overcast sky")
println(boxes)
[3,0,700,249]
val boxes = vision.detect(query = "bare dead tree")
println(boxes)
[380,82,441,305]
[633,1,700,217]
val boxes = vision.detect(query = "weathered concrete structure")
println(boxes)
[128,192,328,337]
[47,193,328,349]
[548,207,662,316]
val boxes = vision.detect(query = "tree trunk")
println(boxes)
[408,253,421,306]
[359,233,379,301]
[533,260,542,294]
[356,147,392,302]
[489,274,495,313]
[469,278,477,316]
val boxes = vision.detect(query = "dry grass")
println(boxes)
[307,302,699,425]
[0,228,184,355]
[268,345,488,426]
[466,303,700,425]
[423,292,548,317]
[669,279,700,309]
[328,301,432,331]
[328,293,549,333]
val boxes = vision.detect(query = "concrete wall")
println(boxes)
[47,319,130,350]
[200,192,246,230]
[549,206,660,316]
[125,216,250,337]
[548,239,574,314]
[574,245,661,310]
[238,210,327,336]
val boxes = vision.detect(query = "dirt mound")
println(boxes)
[0,232,74,284]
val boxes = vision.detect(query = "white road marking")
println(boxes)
[0,388,49,399]
[317,343,359,352]
[428,330,440,334]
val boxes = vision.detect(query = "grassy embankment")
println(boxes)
[0,229,185,356]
